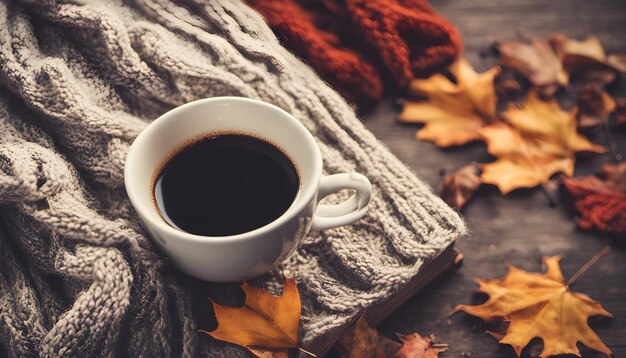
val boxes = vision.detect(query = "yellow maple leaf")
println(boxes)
[400,58,500,146]
[203,276,300,350]
[454,256,613,357]
[480,91,605,193]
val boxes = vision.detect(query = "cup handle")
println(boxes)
[310,172,372,231]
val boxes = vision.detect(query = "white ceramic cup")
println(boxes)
[124,97,372,282]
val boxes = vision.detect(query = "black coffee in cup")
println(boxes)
[153,133,299,236]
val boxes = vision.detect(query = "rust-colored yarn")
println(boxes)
[249,0,462,108]
[327,0,463,86]
[249,0,383,106]
[564,179,626,236]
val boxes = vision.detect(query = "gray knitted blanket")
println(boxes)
[0,0,466,356]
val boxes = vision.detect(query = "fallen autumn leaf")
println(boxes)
[202,276,301,353]
[338,316,448,358]
[496,37,566,96]
[454,254,613,357]
[440,163,482,210]
[551,34,619,77]
[400,58,500,146]
[480,91,605,193]
[614,98,626,128]
[339,316,401,358]
[496,33,626,94]
[395,332,448,358]
[575,88,616,131]
[550,33,625,90]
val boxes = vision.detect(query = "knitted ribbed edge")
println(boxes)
[0,0,466,356]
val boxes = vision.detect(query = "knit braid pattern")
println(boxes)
[0,0,466,356]
[248,0,462,106]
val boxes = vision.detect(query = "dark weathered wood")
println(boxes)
[360,1,626,357]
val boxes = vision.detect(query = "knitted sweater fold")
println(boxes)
[0,0,466,356]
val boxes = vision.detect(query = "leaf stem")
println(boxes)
[540,183,557,208]
[298,346,317,357]
[602,123,623,161]
[567,246,611,286]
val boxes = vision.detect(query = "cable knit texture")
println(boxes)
[0,0,466,357]
[248,0,463,107]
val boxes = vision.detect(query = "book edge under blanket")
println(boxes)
[305,242,461,356]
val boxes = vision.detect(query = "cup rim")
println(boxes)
[124,96,323,243]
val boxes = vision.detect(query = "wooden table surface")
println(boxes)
[360,1,626,357]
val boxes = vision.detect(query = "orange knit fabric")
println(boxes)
[248,0,383,106]
[564,179,626,236]
[248,0,462,108]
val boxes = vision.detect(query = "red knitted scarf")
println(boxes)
[248,0,462,108]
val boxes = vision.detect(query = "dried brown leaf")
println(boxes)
[607,54,626,72]
[550,34,608,71]
[395,333,448,358]
[614,97,626,128]
[497,37,566,96]
[440,163,482,210]
[550,34,624,88]
[569,67,617,92]
[576,88,616,130]
[338,317,448,358]
[339,316,401,358]
[494,71,527,103]
[497,34,626,94]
